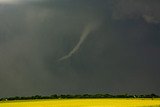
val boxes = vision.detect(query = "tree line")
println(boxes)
[0,94,159,101]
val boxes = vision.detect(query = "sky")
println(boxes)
[0,0,160,97]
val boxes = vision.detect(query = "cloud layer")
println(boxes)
[112,0,160,23]
[0,0,160,97]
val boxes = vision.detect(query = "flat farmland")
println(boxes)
[0,98,160,107]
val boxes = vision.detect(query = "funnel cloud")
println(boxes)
[59,23,100,61]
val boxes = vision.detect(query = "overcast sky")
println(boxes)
[0,0,160,97]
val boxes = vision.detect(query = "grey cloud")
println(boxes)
[0,0,160,97]
[0,1,105,96]
[112,0,160,23]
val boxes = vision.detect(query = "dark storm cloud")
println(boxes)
[0,0,160,97]
[112,0,160,23]
[0,0,107,96]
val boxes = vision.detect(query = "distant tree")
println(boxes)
[104,94,113,98]
[83,94,90,98]
[60,95,66,99]
[50,94,58,99]
[0,93,159,101]
[151,93,158,98]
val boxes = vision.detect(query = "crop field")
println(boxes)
[0,98,160,107]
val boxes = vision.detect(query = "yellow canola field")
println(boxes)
[0,99,160,107]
